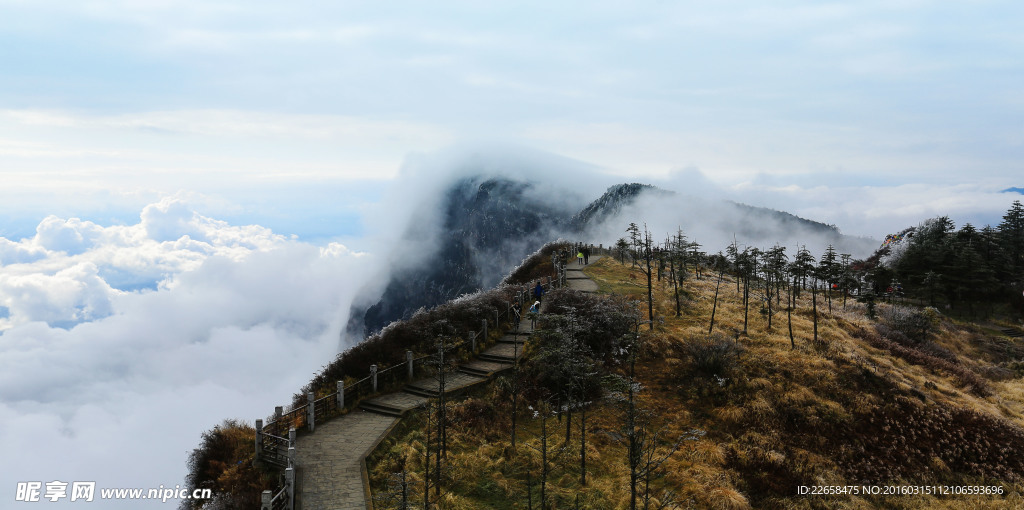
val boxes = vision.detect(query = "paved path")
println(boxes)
[293,317,534,509]
[294,411,396,510]
[292,255,602,509]
[566,254,602,292]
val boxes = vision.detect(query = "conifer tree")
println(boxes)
[999,200,1024,273]
[819,245,838,314]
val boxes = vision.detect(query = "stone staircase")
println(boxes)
[293,253,603,509]
[355,321,532,418]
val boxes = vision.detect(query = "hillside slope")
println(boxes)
[368,254,1024,509]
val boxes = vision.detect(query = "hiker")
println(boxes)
[529,300,540,328]
[577,249,584,265]
[513,304,522,331]
[533,281,545,303]
[583,246,590,264]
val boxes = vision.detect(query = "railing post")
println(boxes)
[306,392,315,432]
[288,445,296,467]
[274,406,283,423]
[337,380,344,409]
[482,318,488,344]
[371,364,378,393]
[285,466,295,510]
[495,309,499,329]
[261,490,272,510]
[289,427,296,446]
[255,419,263,459]
[470,331,476,353]
[406,351,414,382]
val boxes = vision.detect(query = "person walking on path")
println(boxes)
[583,246,590,265]
[533,281,545,303]
[529,300,540,328]
[577,249,584,265]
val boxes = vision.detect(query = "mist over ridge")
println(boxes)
[347,149,879,340]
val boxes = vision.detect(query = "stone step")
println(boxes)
[404,385,437,398]
[403,372,487,399]
[1002,328,1024,338]
[479,353,515,364]
[459,365,491,377]
[358,400,405,417]
[459,360,512,377]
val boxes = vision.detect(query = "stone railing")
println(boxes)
[258,427,295,510]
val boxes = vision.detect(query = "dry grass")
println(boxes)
[368,255,1024,509]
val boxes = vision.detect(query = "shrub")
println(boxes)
[523,309,604,403]
[853,326,990,396]
[683,332,743,379]
[182,419,272,509]
[845,396,1024,483]
[501,241,569,286]
[541,288,637,357]
[881,305,940,345]
[295,287,516,407]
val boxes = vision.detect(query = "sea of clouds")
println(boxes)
[0,195,377,506]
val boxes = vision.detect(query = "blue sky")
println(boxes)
[3,0,1023,241]
[2,1,1024,504]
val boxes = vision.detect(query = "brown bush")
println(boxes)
[541,288,637,357]
[845,396,1024,483]
[853,326,991,396]
[296,287,515,407]
[683,332,743,379]
[501,241,569,286]
[183,419,273,509]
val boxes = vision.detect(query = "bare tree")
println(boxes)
[613,321,702,510]
[627,223,656,331]
[708,253,726,335]
[525,401,562,510]
[374,454,412,510]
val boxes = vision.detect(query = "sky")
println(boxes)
[2,0,1024,505]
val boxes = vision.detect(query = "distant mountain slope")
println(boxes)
[726,200,844,239]
[348,177,877,339]
[350,176,573,336]
[572,183,874,255]
[569,183,672,231]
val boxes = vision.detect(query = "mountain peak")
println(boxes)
[570,183,673,231]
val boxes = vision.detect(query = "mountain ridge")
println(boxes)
[348,175,877,338]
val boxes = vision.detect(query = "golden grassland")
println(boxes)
[368,256,1024,509]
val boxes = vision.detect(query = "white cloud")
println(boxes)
[33,216,104,255]
[0,195,295,330]
[0,198,376,506]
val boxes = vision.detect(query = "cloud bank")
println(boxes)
[0,196,375,506]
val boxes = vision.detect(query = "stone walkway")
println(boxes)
[566,254,601,292]
[292,254,601,509]
[294,411,396,510]
[293,314,534,509]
